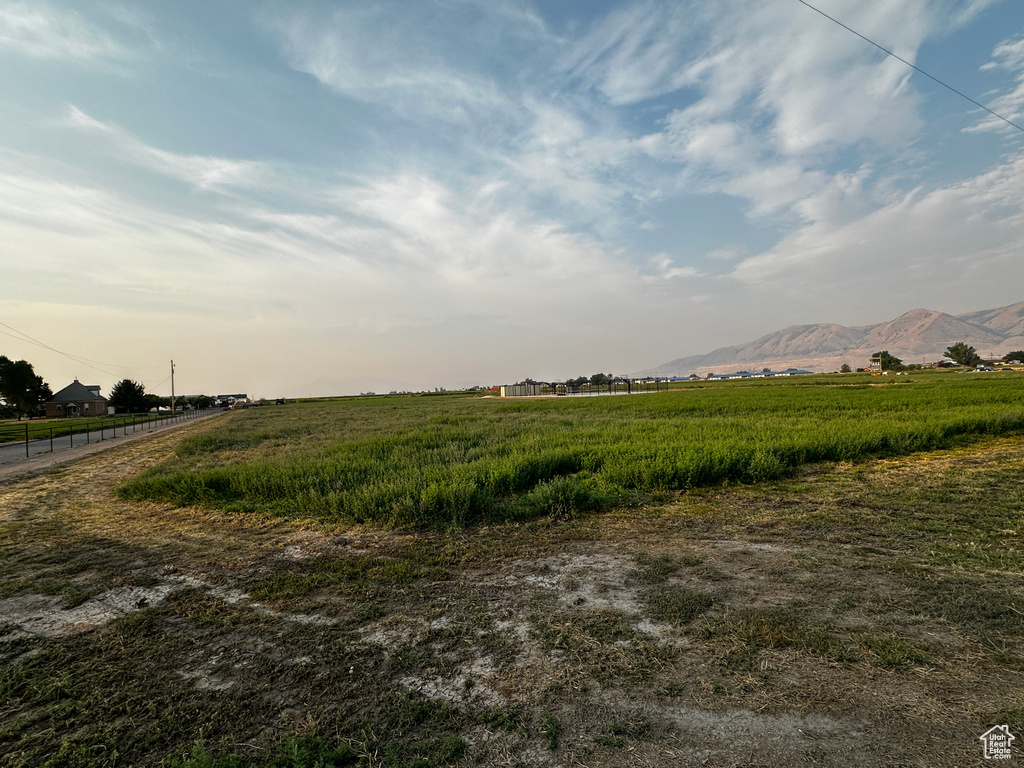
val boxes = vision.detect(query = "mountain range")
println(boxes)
[639,301,1024,378]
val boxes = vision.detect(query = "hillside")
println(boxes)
[639,301,1024,378]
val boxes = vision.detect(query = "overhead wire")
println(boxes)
[1,323,175,392]
[0,320,164,369]
[0,327,118,378]
[796,0,1024,135]
[145,373,173,390]
[0,320,165,379]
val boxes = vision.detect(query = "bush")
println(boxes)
[517,476,608,519]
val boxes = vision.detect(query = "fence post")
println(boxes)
[50,427,53,454]
[24,423,28,458]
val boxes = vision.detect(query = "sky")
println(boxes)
[1,0,1023,398]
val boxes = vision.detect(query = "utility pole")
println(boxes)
[170,360,175,413]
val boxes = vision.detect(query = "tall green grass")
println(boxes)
[118,374,1024,528]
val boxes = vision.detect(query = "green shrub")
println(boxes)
[517,476,608,519]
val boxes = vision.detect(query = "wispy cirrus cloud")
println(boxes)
[563,0,999,227]
[729,146,1024,306]
[61,105,268,192]
[0,1,130,62]
[559,1,705,106]
[643,254,702,281]
[1,129,641,322]
[636,2,927,216]
[254,0,1023,291]
[263,2,538,125]
[970,33,1024,135]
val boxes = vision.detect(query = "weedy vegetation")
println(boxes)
[119,372,1024,529]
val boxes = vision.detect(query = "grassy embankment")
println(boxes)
[119,372,1024,528]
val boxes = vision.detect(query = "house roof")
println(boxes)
[49,380,107,403]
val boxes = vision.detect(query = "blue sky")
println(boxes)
[1,0,1023,397]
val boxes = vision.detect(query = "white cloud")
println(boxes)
[260,0,971,239]
[46,109,635,302]
[0,141,645,331]
[644,254,701,281]
[0,152,674,391]
[328,172,635,295]
[969,33,1024,135]
[729,148,1024,306]
[264,3,530,125]
[62,106,268,192]
[565,0,1004,226]
[988,34,1024,71]
[560,1,702,106]
[0,2,128,62]
[262,3,653,234]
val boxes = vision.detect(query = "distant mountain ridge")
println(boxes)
[638,301,1024,378]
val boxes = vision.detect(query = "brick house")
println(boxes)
[46,380,108,418]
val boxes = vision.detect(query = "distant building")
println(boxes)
[500,384,543,397]
[707,369,812,380]
[46,379,107,418]
[215,394,248,406]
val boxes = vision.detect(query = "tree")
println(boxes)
[108,379,147,413]
[1002,351,1024,363]
[870,351,903,371]
[589,373,612,386]
[143,393,168,411]
[840,364,851,373]
[945,342,982,367]
[0,356,52,419]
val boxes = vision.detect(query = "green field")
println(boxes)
[118,372,1024,529]
[0,412,185,445]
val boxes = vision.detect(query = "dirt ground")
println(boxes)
[1,419,1022,767]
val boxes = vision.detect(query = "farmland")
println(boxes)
[1,374,1023,767]
[121,372,1024,528]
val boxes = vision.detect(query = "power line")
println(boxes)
[0,320,164,378]
[2,324,175,392]
[0,326,118,377]
[146,373,173,390]
[796,0,1024,135]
